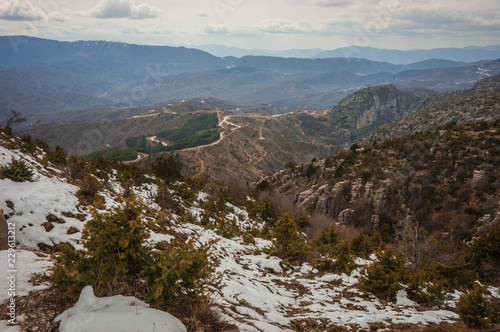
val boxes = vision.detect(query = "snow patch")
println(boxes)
[55,286,186,332]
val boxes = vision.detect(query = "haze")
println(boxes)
[1,0,499,51]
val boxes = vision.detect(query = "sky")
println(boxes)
[0,0,499,51]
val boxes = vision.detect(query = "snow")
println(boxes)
[0,146,86,250]
[0,250,53,303]
[55,286,187,332]
[0,250,52,328]
[0,321,20,331]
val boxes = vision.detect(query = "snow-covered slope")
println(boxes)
[0,133,497,331]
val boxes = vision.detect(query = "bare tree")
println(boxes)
[3,110,26,135]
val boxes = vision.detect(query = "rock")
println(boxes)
[67,227,79,235]
[471,169,486,187]
[46,214,66,224]
[42,222,54,232]
[338,208,354,225]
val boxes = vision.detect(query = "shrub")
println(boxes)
[360,250,410,303]
[296,216,310,229]
[47,146,67,165]
[51,196,216,308]
[314,225,341,255]
[457,283,492,328]
[313,240,357,275]
[351,231,383,258]
[143,239,216,306]
[468,224,500,283]
[1,158,34,182]
[51,197,153,297]
[152,155,182,184]
[78,175,102,198]
[270,213,308,265]
[19,134,37,154]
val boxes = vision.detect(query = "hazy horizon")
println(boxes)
[1,0,499,52]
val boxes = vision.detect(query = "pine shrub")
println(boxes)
[51,195,216,309]
[457,283,492,328]
[1,158,34,182]
[47,145,67,165]
[313,240,357,275]
[51,197,153,297]
[270,213,308,265]
[360,250,410,303]
[143,239,215,306]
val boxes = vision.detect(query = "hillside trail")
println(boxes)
[193,151,206,178]
[129,111,282,164]
[123,152,148,164]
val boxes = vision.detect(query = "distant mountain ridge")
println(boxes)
[179,43,500,64]
[1,35,500,125]
[313,45,500,64]
[0,35,225,71]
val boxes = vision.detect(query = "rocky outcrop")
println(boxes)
[330,84,432,139]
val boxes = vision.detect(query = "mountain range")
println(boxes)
[1,36,500,127]
[187,43,500,64]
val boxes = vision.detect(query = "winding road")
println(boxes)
[127,111,288,164]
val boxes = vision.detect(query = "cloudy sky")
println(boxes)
[0,0,499,50]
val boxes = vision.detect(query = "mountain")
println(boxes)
[0,36,226,71]
[184,44,324,58]
[358,74,500,145]
[35,85,433,182]
[314,45,500,64]
[233,56,402,74]
[402,59,467,70]
[2,36,500,125]
[257,121,500,267]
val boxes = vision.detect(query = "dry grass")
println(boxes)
[172,300,238,332]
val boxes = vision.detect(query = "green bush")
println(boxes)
[47,145,67,165]
[314,225,341,255]
[313,240,357,275]
[360,250,410,303]
[152,155,182,184]
[143,239,215,306]
[1,158,34,182]
[350,231,383,258]
[51,196,216,308]
[468,224,500,283]
[78,175,102,198]
[19,134,37,154]
[51,197,153,297]
[270,213,308,265]
[457,283,492,328]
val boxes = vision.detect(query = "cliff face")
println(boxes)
[358,76,500,146]
[258,120,500,240]
[329,84,434,140]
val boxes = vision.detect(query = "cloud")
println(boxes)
[204,24,229,34]
[312,0,351,7]
[0,0,46,21]
[90,0,160,19]
[395,8,500,32]
[197,10,208,17]
[259,19,314,34]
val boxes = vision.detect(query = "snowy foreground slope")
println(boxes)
[0,136,495,331]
